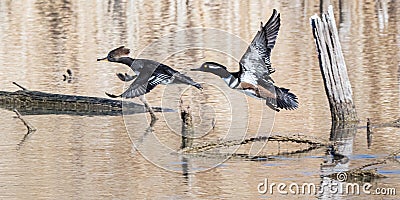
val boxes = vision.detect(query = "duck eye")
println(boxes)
[109,55,113,58]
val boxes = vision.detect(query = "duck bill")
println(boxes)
[97,57,108,62]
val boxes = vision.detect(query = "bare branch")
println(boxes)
[12,82,27,90]
[13,109,36,132]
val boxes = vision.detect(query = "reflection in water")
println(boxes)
[0,0,399,199]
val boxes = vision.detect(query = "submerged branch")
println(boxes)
[328,148,400,181]
[14,109,37,150]
[180,134,328,154]
[14,109,36,132]
[232,143,323,161]
[371,118,400,128]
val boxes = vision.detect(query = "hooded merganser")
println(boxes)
[191,9,298,111]
[97,46,202,98]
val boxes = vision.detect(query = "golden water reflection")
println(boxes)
[0,0,398,199]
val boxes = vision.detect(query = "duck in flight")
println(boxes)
[97,46,202,118]
[191,9,298,111]
[97,46,202,97]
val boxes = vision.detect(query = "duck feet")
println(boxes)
[139,96,158,121]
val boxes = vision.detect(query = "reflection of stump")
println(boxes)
[180,100,194,149]
[310,6,358,123]
[329,122,356,141]
[367,118,372,148]
[329,122,356,165]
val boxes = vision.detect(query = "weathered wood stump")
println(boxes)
[310,5,358,123]
[180,99,194,149]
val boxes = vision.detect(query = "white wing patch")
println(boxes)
[148,74,171,86]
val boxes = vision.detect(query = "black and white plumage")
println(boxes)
[191,9,298,112]
[97,46,202,99]
[240,9,280,76]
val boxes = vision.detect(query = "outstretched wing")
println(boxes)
[120,74,154,98]
[106,62,173,98]
[239,9,281,77]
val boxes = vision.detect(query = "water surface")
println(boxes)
[0,0,399,199]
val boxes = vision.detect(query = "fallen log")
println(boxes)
[0,83,173,116]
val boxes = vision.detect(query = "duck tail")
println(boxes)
[174,73,203,90]
[257,79,297,111]
[274,86,298,110]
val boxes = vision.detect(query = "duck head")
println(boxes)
[97,46,130,62]
[191,62,231,78]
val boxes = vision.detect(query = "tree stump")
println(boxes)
[180,100,194,149]
[310,5,358,123]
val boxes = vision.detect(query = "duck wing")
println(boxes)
[239,9,281,78]
[106,62,172,98]
[257,78,298,111]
